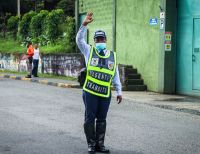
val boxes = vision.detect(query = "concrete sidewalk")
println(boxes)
[113,91,200,116]
[1,73,200,116]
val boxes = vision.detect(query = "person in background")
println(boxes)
[25,41,34,78]
[32,44,41,77]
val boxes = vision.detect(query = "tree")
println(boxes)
[45,9,64,41]
[0,13,11,38]
[44,0,60,10]
[7,16,19,40]
[56,0,75,17]
[19,11,36,40]
[62,16,75,51]
[0,0,17,15]
[0,0,63,17]
[30,10,48,38]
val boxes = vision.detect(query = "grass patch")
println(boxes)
[40,43,70,54]
[0,70,77,81]
[0,38,74,55]
[0,39,25,54]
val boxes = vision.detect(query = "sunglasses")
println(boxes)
[94,37,106,43]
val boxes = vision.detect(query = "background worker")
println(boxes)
[32,44,40,77]
[25,41,34,78]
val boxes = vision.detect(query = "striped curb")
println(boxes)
[1,73,200,116]
[1,74,80,89]
[0,74,130,91]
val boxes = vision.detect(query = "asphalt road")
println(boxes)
[0,78,200,154]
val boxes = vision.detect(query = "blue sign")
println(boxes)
[149,18,158,25]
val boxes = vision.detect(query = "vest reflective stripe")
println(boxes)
[83,46,116,98]
[88,70,112,82]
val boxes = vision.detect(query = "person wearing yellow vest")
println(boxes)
[76,12,122,154]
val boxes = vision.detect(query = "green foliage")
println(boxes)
[19,11,37,40]
[34,34,50,46]
[40,43,67,54]
[1,6,76,54]
[7,16,19,31]
[0,38,25,54]
[0,17,3,31]
[7,16,19,39]
[30,10,48,38]
[0,38,68,54]
[34,0,45,12]
[0,13,12,39]
[45,9,64,42]
[20,36,32,47]
[56,0,75,17]
[61,16,75,52]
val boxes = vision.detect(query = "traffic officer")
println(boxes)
[76,12,122,154]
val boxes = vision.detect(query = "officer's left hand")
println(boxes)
[117,95,122,104]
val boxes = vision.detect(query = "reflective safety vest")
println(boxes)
[83,46,116,98]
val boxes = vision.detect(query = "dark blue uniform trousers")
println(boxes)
[82,90,111,124]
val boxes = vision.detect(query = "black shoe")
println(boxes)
[88,147,95,154]
[84,123,96,154]
[25,75,31,78]
[95,146,109,153]
[95,120,110,153]
[33,75,39,77]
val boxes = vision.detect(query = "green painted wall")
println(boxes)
[116,0,161,91]
[78,0,164,92]
[78,0,113,49]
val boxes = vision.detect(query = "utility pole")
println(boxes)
[17,0,20,17]
[35,0,37,11]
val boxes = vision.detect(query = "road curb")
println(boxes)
[1,74,80,89]
[1,73,200,116]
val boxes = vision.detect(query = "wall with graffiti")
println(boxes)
[0,53,84,78]
[42,54,85,77]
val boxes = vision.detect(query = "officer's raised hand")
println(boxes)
[83,12,94,26]
[117,95,122,104]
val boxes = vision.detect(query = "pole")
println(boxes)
[75,0,79,53]
[112,0,116,52]
[17,0,20,17]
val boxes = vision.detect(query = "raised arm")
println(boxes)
[76,26,90,56]
[76,12,94,56]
